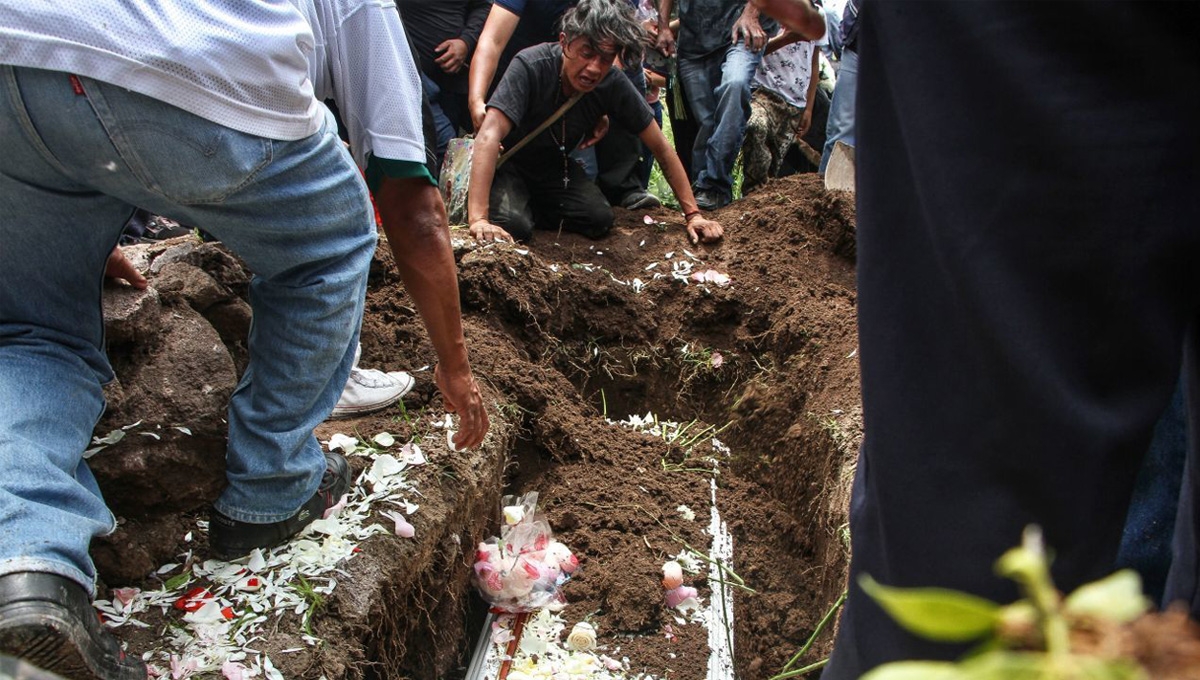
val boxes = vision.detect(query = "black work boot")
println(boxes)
[208,452,352,561]
[0,573,147,680]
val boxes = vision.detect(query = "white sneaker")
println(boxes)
[330,368,415,418]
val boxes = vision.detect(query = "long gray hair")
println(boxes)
[559,0,648,66]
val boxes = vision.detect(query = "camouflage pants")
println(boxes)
[741,88,828,194]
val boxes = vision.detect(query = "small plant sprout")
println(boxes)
[860,525,1150,680]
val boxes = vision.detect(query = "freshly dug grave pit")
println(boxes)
[93,174,860,679]
[345,173,861,679]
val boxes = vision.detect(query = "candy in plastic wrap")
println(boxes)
[472,492,577,613]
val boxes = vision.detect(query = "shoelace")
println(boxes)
[349,368,399,389]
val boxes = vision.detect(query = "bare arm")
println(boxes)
[468,5,520,130]
[375,175,489,449]
[467,108,516,242]
[748,0,825,40]
[765,28,804,56]
[638,122,724,244]
[798,46,820,136]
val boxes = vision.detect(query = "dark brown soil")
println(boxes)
[97,173,862,680]
[344,173,862,678]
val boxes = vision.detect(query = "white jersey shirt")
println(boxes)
[0,1,322,140]
[289,0,425,168]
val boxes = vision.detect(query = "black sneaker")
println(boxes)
[0,573,147,680]
[693,189,723,211]
[208,452,352,561]
[620,190,662,210]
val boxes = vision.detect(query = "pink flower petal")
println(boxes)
[112,587,139,608]
[664,585,698,609]
[323,493,348,519]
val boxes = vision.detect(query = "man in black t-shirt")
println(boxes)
[467,0,723,244]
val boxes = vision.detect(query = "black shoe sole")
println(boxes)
[0,602,145,680]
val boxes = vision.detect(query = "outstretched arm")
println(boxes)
[638,122,724,244]
[468,5,521,130]
[748,0,825,40]
[467,108,517,242]
[375,176,489,449]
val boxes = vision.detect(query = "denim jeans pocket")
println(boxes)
[85,79,273,204]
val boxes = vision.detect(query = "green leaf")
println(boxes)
[861,661,965,680]
[859,574,1002,643]
[1069,656,1146,680]
[958,651,1050,680]
[1063,570,1149,624]
[163,572,191,590]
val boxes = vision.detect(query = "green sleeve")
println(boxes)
[364,154,437,194]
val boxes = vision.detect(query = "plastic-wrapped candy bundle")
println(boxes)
[438,136,473,225]
[472,492,579,613]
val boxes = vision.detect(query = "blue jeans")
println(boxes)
[819,47,857,174]
[678,43,763,202]
[421,71,468,170]
[0,66,376,593]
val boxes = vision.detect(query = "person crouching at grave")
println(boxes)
[467,0,723,245]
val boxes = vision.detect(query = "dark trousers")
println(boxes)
[489,160,612,243]
[823,3,1200,678]
[595,63,648,204]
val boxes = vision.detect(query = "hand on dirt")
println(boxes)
[105,246,148,289]
[470,220,515,243]
[435,38,468,74]
[578,115,610,150]
[686,216,724,244]
[435,363,489,449]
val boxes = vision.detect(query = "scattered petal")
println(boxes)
[400,441,426,465]
[372,432,395,448]
[246,550,267,573]
[381,510,415,538]
[642,215,655,225]
[112,587,140,608]
[93,430,126,446]
[327,433,359,454]
[665,585,698,609]
[221,661,247,680]
[710,352,724,369]
[323,493,348,519]
[234,576,263,593]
